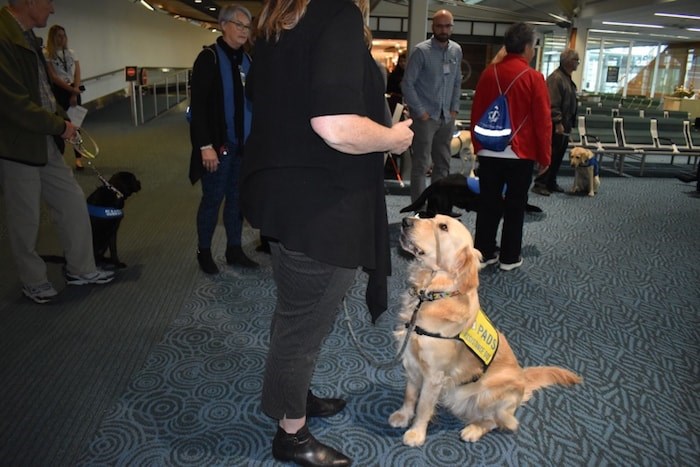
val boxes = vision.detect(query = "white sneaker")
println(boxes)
[65,269,115,285]
[499,258,523,271]
[479,254,499,270]
[23,282,58,304]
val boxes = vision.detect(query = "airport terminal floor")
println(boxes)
[0,100,698,466]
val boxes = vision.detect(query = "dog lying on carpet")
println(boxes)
[87,171,141,268]
[569,147,600,197]
[389,214,581,446]
[400,173,543,217]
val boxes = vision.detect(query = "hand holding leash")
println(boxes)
[61,120,78,140]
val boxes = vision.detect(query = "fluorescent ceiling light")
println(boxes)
[602,21,663,29]
[650,33,690,39]
[655,13,700,21]
[589,29,640,36]
[140,0,154,11]
[548,13,569,23]
[687,28,700,32]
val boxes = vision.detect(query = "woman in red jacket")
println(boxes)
[470,23,552,271]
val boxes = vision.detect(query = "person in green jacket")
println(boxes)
[0,0,114,304]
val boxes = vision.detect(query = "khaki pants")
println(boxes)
[0,138,95,286]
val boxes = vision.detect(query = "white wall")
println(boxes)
[37,0,217,103]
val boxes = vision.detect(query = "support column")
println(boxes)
[407,0,429,55]
[570,18,591,91]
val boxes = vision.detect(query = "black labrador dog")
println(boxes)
[86,171,141,268]
[400,173,542,217]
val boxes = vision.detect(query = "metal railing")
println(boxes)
[129,68,191,126]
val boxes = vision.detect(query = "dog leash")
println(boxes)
[343,288,459,370]
[68,128,124,199]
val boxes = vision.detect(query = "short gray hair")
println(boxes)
[560,48,579,65]
[218,4,252,25]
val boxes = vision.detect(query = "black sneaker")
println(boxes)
[197,248,219,274]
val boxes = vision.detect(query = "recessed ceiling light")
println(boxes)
[602,21,663,29]
[209,7,216,11]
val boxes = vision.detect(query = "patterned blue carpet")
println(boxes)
[77,181,699,467]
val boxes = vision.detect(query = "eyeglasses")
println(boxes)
[227,19,251,32]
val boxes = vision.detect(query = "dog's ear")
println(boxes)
[455,246,480,294]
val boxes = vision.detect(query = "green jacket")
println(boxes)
[0,7,67,166]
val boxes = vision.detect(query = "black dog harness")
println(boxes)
[87,204,123,219]
[404,287,500,377]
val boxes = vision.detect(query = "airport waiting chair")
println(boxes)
[579,114,630,174]
[642,108,665,119]
[618,107,643,118]
[617,116,656,175]
[665,110,690,120]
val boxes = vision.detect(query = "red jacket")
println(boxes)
[470,54,552,168]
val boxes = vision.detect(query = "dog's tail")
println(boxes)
[399,185,434,213]
[522,366,581,402]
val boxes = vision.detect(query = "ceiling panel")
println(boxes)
[144,0,700,42]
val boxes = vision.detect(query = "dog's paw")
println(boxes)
[587,191,595,197]
[402,428,427,447]
[460,424,488,443]
[389,409,412,428]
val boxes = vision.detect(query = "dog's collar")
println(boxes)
[87,204,124,219]
[409,288,461,302]
[405,308,499,372]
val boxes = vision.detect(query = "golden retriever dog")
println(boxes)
[390,215,581,446]
[569,147,600,197]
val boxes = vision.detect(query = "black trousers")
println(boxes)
[474,156,534,264]
[534,132,569,189]
[261,242,356,420]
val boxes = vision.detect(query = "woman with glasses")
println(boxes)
[188,4,257,274]
[241,0,413,465]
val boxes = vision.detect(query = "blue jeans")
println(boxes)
[196,146,242,250]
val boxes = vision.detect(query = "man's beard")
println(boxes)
[435,33,450,43]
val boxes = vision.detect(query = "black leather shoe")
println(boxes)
[272,424,352,467]
[226,246,259,268]
[549,184,565,193]
[306,391,346,418]
[197,248,219,274]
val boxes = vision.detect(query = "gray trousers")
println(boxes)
[0,138,95,286]
[409,116,455,201]
[262,241,356,420]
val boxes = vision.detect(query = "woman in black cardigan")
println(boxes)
[188,4,256,274]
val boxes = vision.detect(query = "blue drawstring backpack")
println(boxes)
[473,66,528,151]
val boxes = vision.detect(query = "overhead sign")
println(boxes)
[125,66,138,82]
